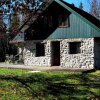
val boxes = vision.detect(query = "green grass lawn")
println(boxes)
[0,68,28,75]
[0,68,100,100]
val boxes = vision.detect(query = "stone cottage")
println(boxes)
[11,0,100,69]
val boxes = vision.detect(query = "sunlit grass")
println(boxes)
[0,68,28,75]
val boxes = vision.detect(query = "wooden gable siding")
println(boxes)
[46,13,99,40]
[55,0,99,31]
[91,28,100,37]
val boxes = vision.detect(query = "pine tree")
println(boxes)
[79,2,83,10]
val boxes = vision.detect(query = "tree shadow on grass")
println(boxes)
[0,73,100,100]
[38,73,99,99]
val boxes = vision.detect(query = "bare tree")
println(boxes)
[0,0,51,62]
[86,0,100,20]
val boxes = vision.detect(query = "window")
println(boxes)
[44,16,48,26]
[36,43,45,57]
[43,16,53,27]
[48,16,53,27]
[58,15,69,27]
[69,42,81,54]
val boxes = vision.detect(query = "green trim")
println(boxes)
[54,0,100,32]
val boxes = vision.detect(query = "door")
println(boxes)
[51,41,60,66]
[94,38,100,69]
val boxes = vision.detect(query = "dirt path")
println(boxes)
[0,64,91,72]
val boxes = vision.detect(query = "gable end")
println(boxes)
[54,0,100,32]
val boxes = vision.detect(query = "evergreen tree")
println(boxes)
[79,2,83,10]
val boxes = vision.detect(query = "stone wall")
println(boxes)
[22,41,51,66]
[60,38,94,69]
[19,38,94,69]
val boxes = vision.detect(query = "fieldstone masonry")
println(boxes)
[60,38,94,69]
[23,41,51,66]
[19,38,94,69]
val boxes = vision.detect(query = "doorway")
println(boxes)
[51,41,60,66]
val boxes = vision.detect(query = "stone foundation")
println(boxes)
[19,38,94,69]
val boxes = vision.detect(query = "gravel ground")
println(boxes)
[0,64,92,72]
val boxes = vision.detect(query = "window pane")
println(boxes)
[36,43,45,57]
[58,15,69,27]
[69,42,81,54]
[48,16,52,27]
